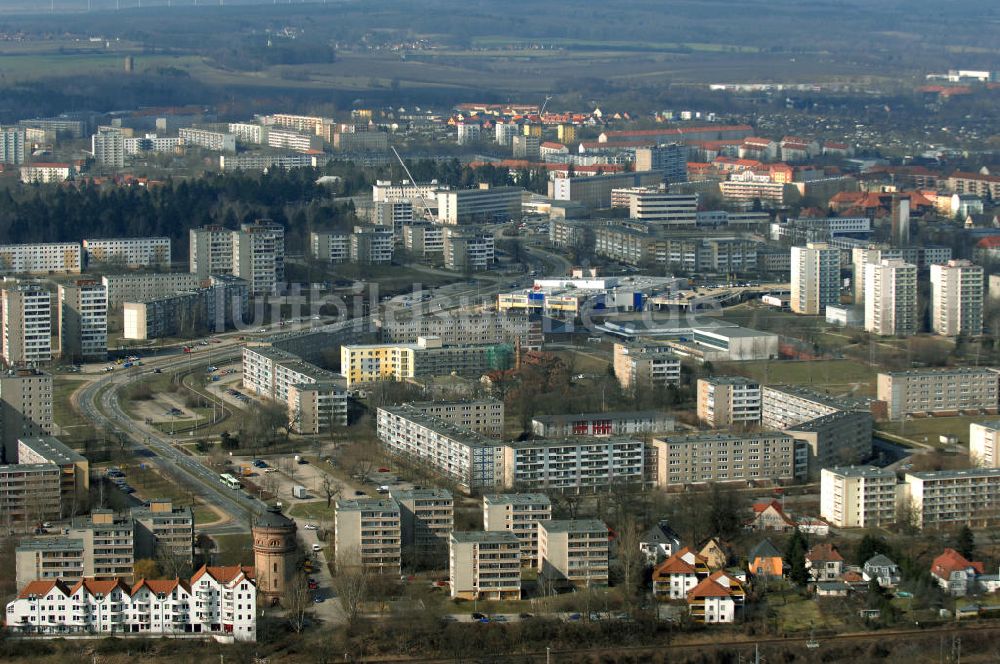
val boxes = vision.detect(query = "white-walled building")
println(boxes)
[697,376,761,427]
[178,128,236,153]
[58,281,107,362]
[791,242,840,315]
[83,237,171,269]
[437,186,523,225]
[5,565,257,641]
[1,284,52,365]
[0,242,82,274]
[502,437,647,490]
[864,258,917,336]
[820,466,898,528]
[483,493,552,567]
[20,163,73,184]
[970,421,1000,467]
[101,273,202,309]
[538,519,609,587]
[904,468,1000,529]
[877,368,1000,419]
[930,259,984,337]
[449,531,521,600]
[334,498,401,573]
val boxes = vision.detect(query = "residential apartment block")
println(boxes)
[0,126,26,165]
[376,405,504,492]
[502,437,647,490]
[58,281,108,362]
[340,336,513,388]
[376,311,540,349]
[537,520,609,587]
[131,499,194,567]
[5,565,257,641]
[628,191,698,227]
[970,421,1000,467]
[784,410,873,473]
[123,277,249,340]
[443,228,495,272]
[904,468,1000,529]
[877,368,1000,419]
[436,185,523,225]
[651,432,806,488]
[449,531,522,600]
[0,368,53,463]
[760,385,842,429]
[1,284,52,365]
[178,127,236,153]
[820,466,898,528]
[0,463,61,522]
[864,259,917,336]
[407,399,504,437]
[791,242,840,315]
[17,436,88,513]
[82,237,171,269]
[612,342,681,389]
[101,273,202,309]
[530,410,674,438]
[189,221,284,295]
[241,345,347,433]
[19,164,73,185]
[696,376,762,427]
[0,243,82,275]
[334,498,402,574]
[391,488,454,554]
[482,493,552,567]
[931,260,984,337]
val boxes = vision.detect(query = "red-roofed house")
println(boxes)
[687,570,745,623]
[7,566,257,639]
[652,547,710,599]
[749,500,795,531]
[931,549,984,597]
[805,543,844,582]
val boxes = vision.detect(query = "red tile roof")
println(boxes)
[951,171,1000,184]
[17,579,66,599]
[976,236,1000,248]
[603,124,753,140]
[191,564,255,584]
[687,571,740,599]
[930,548,984,580]
[652,547,706,578]
[805,543,844,563]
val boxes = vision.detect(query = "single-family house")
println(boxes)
[699,538,729,570]
[640,521,683,565]
[749,500,794,532]
[930,549,984,597]
[748,539,784,578]
[805,543,844,582]
[687,570,745,624]
[652,547,710,599]
[862,554,901,588]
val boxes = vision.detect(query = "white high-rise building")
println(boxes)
[970,421,1000,468]
[0,126,27,165]
[820,466,898,528]
[91,128,124,168]
[1,284,52,365]
[189,225,235,278]
[864,258,918,337]
[495,122,518,147]
[791,242,839,315]
[931,259,984,337]
[58,281,107,362]
[233,220,285,295]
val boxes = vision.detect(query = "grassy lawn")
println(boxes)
[550,349,612,375]
[287,502,336,520]
[716,359,877,396]
[770,592,827,632]
[878,415,982,448]
[123,463,199,505]
[212,533,254,567]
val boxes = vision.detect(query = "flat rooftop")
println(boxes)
[18,436,86,464]
[655,431,790,445]
[906,468,1000,481]
[16,538,84,552]
[390,488,453,501]
[483,493,552,507]
[336,498,400,512]
[451,530,520,544]
[505,436,642,450]
[379,405,502,449]
[825,466,895,479]
[541,519,608,534]
[532,410,671,424]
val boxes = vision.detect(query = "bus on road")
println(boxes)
[220,473,241,489]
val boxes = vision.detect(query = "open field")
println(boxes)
[878,415,983,449]
[211,533,253,567]
[716,359,877,397]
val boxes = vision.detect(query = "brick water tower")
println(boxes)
[252,506,298,605]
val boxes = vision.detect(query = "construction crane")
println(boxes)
[390,145,435,222]
[539,95,553,116]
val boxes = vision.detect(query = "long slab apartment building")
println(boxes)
[242,345,347,434]
[877,367,1000,420]
[376,405,647,493]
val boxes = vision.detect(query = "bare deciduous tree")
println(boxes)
[285,572,311,633]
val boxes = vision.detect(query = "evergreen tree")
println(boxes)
[956,525,975,560]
